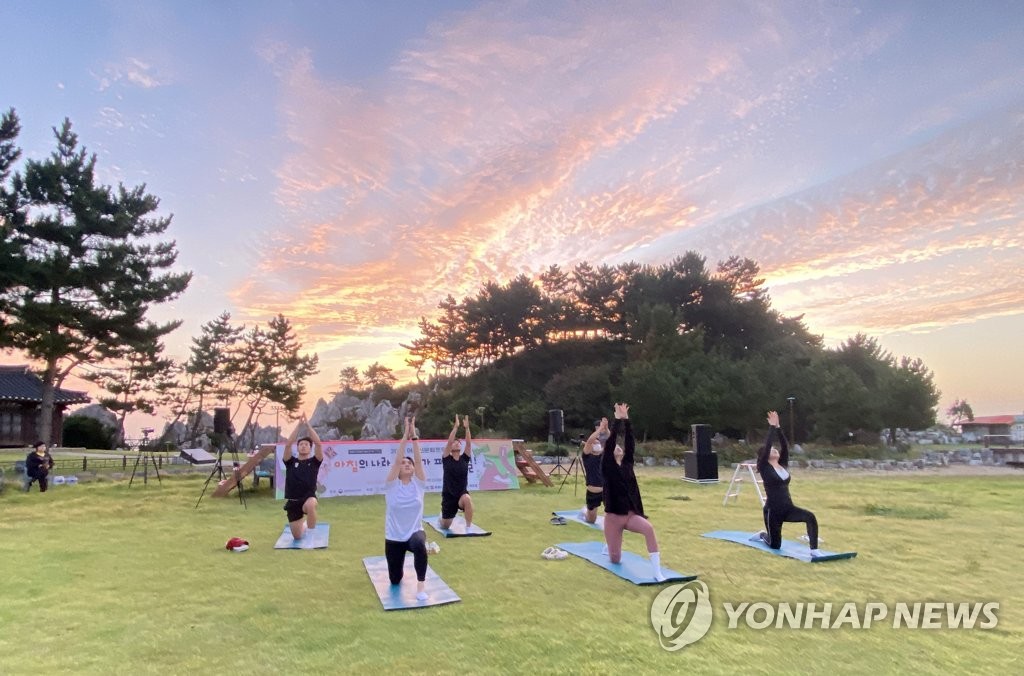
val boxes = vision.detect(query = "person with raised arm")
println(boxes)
[601,403,665,581]
[439,414,474,530]
[757,409,821,557]
[579,417,609,524]
[281,413,323,540]
[384,416,430,601]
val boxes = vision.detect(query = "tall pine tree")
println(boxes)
[0,114,191,443]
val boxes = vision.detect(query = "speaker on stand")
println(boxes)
[547,409,570,477]
[195,407,246,509]
[683,423,719,483]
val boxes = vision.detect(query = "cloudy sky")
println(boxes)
[2,0,1022,429]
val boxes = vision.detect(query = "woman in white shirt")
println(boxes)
[384,416,429,601]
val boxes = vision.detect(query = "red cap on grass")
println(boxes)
[225,537,250,552]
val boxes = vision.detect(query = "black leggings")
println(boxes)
[763,503,818,549]
[384,531,428,584]
[28,473,49,492]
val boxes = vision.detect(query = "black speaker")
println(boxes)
[213,408,232,435]
[548,409,564,436]
[684,451,718,482]
[692,424,712,455]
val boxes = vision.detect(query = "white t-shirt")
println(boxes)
[384,476,425,542]
[775,466,790,481]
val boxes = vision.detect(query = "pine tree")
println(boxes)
[0,114,191,443]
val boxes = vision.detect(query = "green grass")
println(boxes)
[1,469,1021,674]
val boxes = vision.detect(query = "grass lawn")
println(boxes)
[1,467,1020,674]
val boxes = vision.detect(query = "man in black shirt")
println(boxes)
[282,413,324,540]
[439,414,474,530]
[25,441,55,492]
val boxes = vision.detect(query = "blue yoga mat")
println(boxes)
[556,541,697,585]
[274,523,330,549]
[552,510,604,531]
[363,555,461,610]
[423,515,491,537]
[702,530,857,563]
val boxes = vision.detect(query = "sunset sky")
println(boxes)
[2,1,1022,433]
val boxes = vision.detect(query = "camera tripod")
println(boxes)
[128,430,162,487]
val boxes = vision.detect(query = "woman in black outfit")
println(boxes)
[757,410,821,557]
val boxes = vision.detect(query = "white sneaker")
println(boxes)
[653,570,667,582]
[600,544,609,556]
[426,541,441,555]
[809,549,822,558]
[416,591,428,602]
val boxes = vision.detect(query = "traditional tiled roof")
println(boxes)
[960,415,1017,426]
[0,365,91,404]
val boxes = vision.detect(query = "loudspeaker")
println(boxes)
[548,409,564,437]
[684,451,718,482]
[213,408,232,435]
[692,424,712,455]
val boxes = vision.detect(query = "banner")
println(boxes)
[275,438,521,498]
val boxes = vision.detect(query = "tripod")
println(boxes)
[195,438,247,510]
[548,435,571,478]
[128,431,162,487]
[557,440,584,495]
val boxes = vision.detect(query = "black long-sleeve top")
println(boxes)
[26,451,54,478]
[601,419,645,517]
[756,426,793,509]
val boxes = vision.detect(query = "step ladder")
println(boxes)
[512,440,553,487]
[723,462,765,506]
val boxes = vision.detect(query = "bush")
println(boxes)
[63,417,114,450]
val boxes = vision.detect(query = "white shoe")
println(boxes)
[426,541,441,555]
[416,591,428,602]
[809,549,822,558]
[653,570,667,582]
[600,544,609,556]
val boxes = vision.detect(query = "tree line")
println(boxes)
[395,255,940,444]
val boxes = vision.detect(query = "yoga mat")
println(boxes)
[423,515,491,537]
[556,541,697,585]
[702,530,856,563]
[363,555,461,610]
[274,523,330,549]
[552,510,604,531]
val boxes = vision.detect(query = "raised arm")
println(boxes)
[303,413,324,461]
[583,429,601,455]
[411,417,425,481]
[619,404,635,464]
[283,419,302,462]
[777,426,789,467]
[386,417,411,482]
[444,415,460,453]
[758,410,780,466]
[602,416,619,473]
[462,415,472,459]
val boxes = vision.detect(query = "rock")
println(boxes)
[644,456,656,466]
[791,443,805,455]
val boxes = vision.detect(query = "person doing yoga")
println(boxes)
[757,410,821,557]
[601,403,665,581]
[384,416,429,601]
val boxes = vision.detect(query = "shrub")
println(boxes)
[63,417,114,450]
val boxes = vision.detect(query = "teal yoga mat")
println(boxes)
[702,530,857,562]
[556,541,697,585]
[552,510,604,531]
[363,555,461,610]
[274,523,330,549]
[423,515,491,537]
